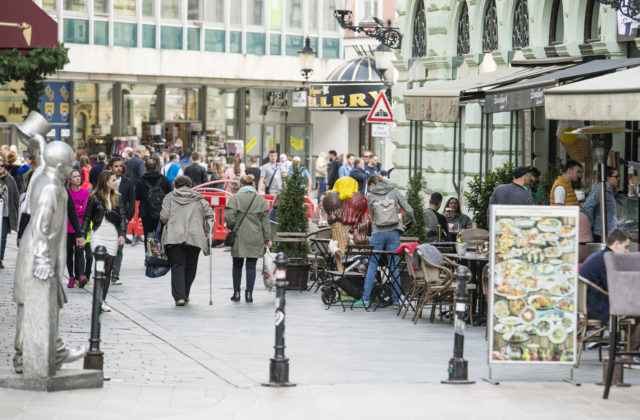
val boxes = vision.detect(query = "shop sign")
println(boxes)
[289,136,304,151]
[371,123,390,138]
[246,136,257,153]
[266,90,290,113]
[489,205,578,365]
[292,90,307,107]
[38,81,70,141]
[308,83,386,111]
[484,85,549,114]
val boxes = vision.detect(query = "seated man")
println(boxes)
[579,228,640,363]
[424,192,449,242]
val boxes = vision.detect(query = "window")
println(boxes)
[205,0,224,22]
[142,25,156,48]
[309,36,318,52]
[549,0,564,44]
[585,0,601,41]
[285,35,302,56]
[230,31,242,53]
[323,2,337,32]
[247,33,266,54]
[122,84,158,136]
[114,22,137,47]
[363,0,379,18]
[43,0,56,10]
[512,0,529,49]
[287,0,302,29]
[166,88,199,120]
[142,0,154,16]
[63,19,88,44]
[161,26,183,49]
[412,0,426,58]
[482,0,499,52]
[248,0,264,26]
[230,1,241,25]
[161,0,181,19]
[270,34,281,55]
[94,0,107,13]
[114,0,136,15]
[308,0,318,31]
[94,21,108,45]
[206,88,239,140]
[188,0,202,20]
[322,38,339,58]
[205,29,225,51]
[270,0,282,28]
[188,28,200,50]
[64,0,85,12]
[457,1,470,55]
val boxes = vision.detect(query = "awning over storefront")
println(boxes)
[0,0,58,50]
[484,58,640,114]
[544,66,640,121]
[403,66,565,123]
[309,57,385,111]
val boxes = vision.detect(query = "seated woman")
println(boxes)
[443,197,472,240]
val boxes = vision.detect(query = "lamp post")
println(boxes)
[333,0,403,49]
[298,37,316,82]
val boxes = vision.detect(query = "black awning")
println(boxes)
[483,58,640,113]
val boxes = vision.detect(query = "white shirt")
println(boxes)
[553,185,566,204]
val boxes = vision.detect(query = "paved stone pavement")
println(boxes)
[1,232,639,419]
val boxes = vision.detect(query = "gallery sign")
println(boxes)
[308,83,386,111]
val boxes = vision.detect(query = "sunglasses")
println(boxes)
[608,174,620,179]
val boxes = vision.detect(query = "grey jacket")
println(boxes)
[0,172,19,231]
[367,180,415,235]
[160,187,214,255]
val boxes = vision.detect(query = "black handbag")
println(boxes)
[224,193,258,247]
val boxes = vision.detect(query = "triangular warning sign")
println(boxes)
[366,91,393,123]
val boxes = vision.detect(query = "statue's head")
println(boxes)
[43,141,75,179]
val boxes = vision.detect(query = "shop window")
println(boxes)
[94,0,107,13]
[142,0,154,16]
[230,1,241,25]
[412,0,426,58]
[584,0,601,42]
[270,34,282,55]
[205,0,224,23]
[308,0,318,31]
[142,25,156,48]
[63,19,88,44]
[457,1,470,55]
[165,87,199,121]
[94,21,108,46]
[114,0,136,15]
[322,38,339,59]
[247,33,266,55]
[549,0,564,44]
[230,31,242,53]
[73,82,113,151]
[161,0,181,19]
[248,0,264,26]
[512,0,529,49]
[114,23,137,47]
[122,84,158,136]
[323,1,337,32]
[285,35,303,56]
[161,26,183,50]
[64,0,85,12]
[270,0,282,28]
[188,28,201,50]
[205,29,225,52]
[482,0,499,52]
[287,0,302,29]
[188,0,202,19]
[206,87,239,139]
[43,0,56,10]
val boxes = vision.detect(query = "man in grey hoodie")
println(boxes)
[354,175,415,309]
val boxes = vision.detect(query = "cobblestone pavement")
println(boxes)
[1,232,639,419]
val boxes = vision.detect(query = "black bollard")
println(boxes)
[84,245,107,371]
[263,252,295,387]
[442,265,475,385]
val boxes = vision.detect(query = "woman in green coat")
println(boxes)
[224,175,270,302]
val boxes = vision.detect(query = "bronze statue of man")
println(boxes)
[13,141,85,376]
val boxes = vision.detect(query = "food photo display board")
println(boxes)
[489,205,579,364]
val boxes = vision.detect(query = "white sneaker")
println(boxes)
[101,301,112,312]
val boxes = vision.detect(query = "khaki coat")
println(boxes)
[224,190,270,259]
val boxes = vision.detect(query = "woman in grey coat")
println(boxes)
[0,159,19,269]
[224,175,270,303]
[160,176,214,306]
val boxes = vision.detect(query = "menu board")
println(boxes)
[489,205,579,364]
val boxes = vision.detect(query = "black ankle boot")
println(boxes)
[245,291,253,303]
[230,291,241,302]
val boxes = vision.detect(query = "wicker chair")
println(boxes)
[412,251,456,324]
[397,249,426,319]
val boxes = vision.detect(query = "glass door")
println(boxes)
[286,123,312,167]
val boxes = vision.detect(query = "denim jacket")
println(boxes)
[583,183,617,237]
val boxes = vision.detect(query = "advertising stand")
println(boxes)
[486,205,580,385]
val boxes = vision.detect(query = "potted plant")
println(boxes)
[276,162,310,289]
[403,172,428,243]
[464,161,514,230]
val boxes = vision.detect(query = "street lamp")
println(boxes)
[333,0,403,49]
[298,36,316,81]
[596,0,639,21]
[373,42,394,82]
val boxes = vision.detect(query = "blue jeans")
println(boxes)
[316,177,326,204]
[0,216,9,262]
[362,230,401,303]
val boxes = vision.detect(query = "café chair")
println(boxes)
[603,252,640,399]
[397,249,425,319]
[412,251,456,324]
[443,256,476,325]
[575,275,608,368]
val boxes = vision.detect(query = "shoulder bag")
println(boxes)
[224,192,258,247]
[265,164,279,195]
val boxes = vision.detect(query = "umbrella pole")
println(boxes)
[598,161,607,244]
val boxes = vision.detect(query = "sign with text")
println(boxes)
[308,83,386,111]
[371,123,390,138]
[489,205,578,364]
[292,90,307,107]
[366,91,393,123]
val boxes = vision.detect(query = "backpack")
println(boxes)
[144,178,165,220]
[371,193,398,227]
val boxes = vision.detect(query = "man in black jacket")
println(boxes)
[126,146,146,187]
[88,152,106,187]
[135,159,173,242]
[184,151,207,186]
[326,150,342,190]
[107,157,136,285]
[349,158,368,195]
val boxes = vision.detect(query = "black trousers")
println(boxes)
[166,244,200,301]
[84,243,93,279]
[232,257,257,293]
[141,217,158,244]
[66,233,85,279]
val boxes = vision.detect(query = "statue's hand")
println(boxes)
[33,264,54,281]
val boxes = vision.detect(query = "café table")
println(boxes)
[442,251,489,324]
[369,249,407,310]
